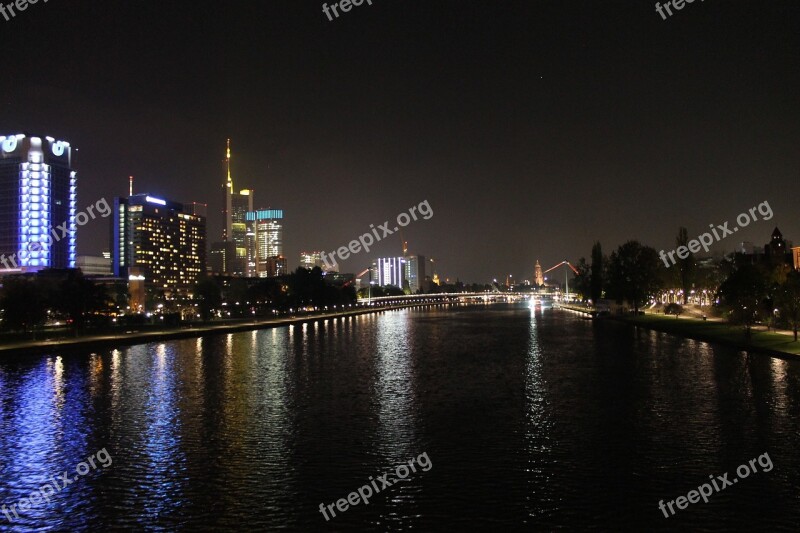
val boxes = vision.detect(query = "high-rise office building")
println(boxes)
[300,251,329,272]
[373,256,406,288]
[209,241,235,275]
[221,139,253,275]
[263,255,288,278]
[246,209,285,277]
[404,254,426,293]
[230,189,253,275]
[112,194,206,296]
[0,134,77,272]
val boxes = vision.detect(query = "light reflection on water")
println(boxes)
[0,304,799,531]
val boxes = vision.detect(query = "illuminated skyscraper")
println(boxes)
[221,139,254,275]
[373,256,406,288]
[404,255,426,293]
[112,194,206,297]
[300,251,329,272]
[246,209,285,277]
[230,189,253,275]
[0,134,77,271]
[222,139,233,242]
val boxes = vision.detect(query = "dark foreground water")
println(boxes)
[1,302,799,531]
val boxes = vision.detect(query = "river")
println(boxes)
[0,302,798,531]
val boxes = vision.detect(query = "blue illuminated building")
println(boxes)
[0,134,77,271]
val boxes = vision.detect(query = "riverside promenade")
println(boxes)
[0,303,441,357]
[555,302,800,358]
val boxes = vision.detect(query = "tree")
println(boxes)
[675,227,695,304]
[777,269,800,341]
[0,278,47,332]
[195,277,222,321]
[54,270,111,333]
[383,285,405,296]
[664,303,683,319]
[590,241,604,303]
[606,240,663,314]
[717,264,767,340]
[572,258,591,302]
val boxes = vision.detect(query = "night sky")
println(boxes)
[2,1,798,282]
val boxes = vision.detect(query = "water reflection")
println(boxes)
[0,304,799,530]
[138,343,186,519]
[524,314,556,522]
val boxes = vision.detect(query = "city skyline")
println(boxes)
[3,3,800,530]
[1,2,798,283]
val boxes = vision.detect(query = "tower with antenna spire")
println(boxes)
[220,139,253,275]
[222,138,234,242]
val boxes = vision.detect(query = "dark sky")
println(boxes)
[2,1,798,282]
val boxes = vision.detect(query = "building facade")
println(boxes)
[0,134,77,272]
[374,256,406,288]
[221,139,254,275]
[246,209,285,277]
[209,240,235,275]
[112,194,206,297]
[229,189,253,275]
[263,256,288,278]
[300,251,330,272]
[404,254,426,293]
[76,255,112,276]
[534,260,544,286]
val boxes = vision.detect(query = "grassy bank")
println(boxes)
[620,314,800,357]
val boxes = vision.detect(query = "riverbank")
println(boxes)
[554,302,800,358]
[620,314,800,358]
[0,303,437,357]
[555,303,595,316]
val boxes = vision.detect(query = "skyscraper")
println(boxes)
[221,139,254,275]
[300,251,330,272]
[230,189,253,275]
[209,241,235,275]
[246,209,286,277]
[0,134,77,271]
[112,194,206,298]
[404,254,426,293]
[373,256,406,288]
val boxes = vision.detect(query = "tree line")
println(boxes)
[571,228,800,340]
[0,266,357,335]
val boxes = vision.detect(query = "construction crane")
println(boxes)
[543,260,580,300]
[346,267,371,289]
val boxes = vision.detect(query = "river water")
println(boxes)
[0,302,798,531]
